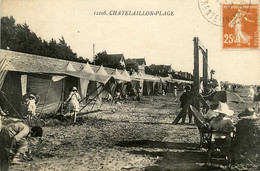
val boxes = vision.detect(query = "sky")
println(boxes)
[1,0,260,85]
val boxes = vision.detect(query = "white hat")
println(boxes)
[29,94,36,99]
[213,102,234,116]
[72,87,77,91]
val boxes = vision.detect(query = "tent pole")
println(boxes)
[79,77,115,113]
[79,83,103,103]
[0,91,22,119]
[79,82,111,113]
[80,86,104,112]
[91,82,105,110]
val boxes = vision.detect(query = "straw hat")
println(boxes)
[29,94,36,99]
[238,107,258,119]
[213,102,234,116]
[72,87,78,91]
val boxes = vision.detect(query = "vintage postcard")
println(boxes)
[1,0,260,170]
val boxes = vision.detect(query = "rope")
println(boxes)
[0,91,23,119]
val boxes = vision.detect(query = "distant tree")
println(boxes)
[94,51,108,65]
[1,16,17,50]
[94,51,125,69]
[1,16,89,63]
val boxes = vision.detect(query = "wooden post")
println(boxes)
[93,44,95,65]
[61,78,65,115]
[193,37,200,110]
[203,49,208,93]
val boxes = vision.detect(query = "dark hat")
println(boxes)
[185,85,191,90]
[208,100,220,107]
[238,107,258,119]
[31,126,43,137]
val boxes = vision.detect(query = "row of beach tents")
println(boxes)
[0,50,192,116]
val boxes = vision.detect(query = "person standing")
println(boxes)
[233,107,259,163]
[254,86,260,113]
[248,86,255,101]
[173,85,178,101]
[27,94,37,121]
[0,122,43,170]
[65,87,81,123]
[21,88,40,118]
[173,85,194,124]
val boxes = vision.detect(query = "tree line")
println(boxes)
[1,16,89,63]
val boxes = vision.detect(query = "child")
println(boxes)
[27,94,36,121]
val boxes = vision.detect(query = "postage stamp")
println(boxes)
[222,4,259,49]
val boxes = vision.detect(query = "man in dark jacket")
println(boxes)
[173,85,194,124]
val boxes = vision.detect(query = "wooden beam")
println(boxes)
[203,49,208,93]
[193,37,200,110]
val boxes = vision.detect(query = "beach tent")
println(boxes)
[112,69,131,82]
[86,65,109,102]
[108,69,131,98]
[143,80,154,96]
[1,71,66,116]
[78,62,94,100]
[118,70,131,97]
[0,50,113,116]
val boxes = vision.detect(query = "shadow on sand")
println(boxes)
[116,140,228,171]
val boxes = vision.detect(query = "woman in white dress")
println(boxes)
[65,87,81,123]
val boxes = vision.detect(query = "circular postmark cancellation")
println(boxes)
[198,0,251,27]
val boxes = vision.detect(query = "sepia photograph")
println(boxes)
[0,0,260,170]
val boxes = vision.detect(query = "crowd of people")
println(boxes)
[173,84,260,165]
[0,83,260,169]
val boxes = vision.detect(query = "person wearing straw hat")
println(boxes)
[233,107,260,164]
[21,88,40,118]
[209,102,235,133]
[65,87,81,123]
[27,94,36,121]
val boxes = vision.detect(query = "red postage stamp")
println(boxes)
[222,4,259,49]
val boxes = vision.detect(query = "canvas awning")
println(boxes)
[111,69,131,82]
[78,63,111,84]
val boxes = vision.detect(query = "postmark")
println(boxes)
[198,0,251,27]
[222,4,259,49]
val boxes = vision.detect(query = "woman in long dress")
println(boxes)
[65,87,81,123]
